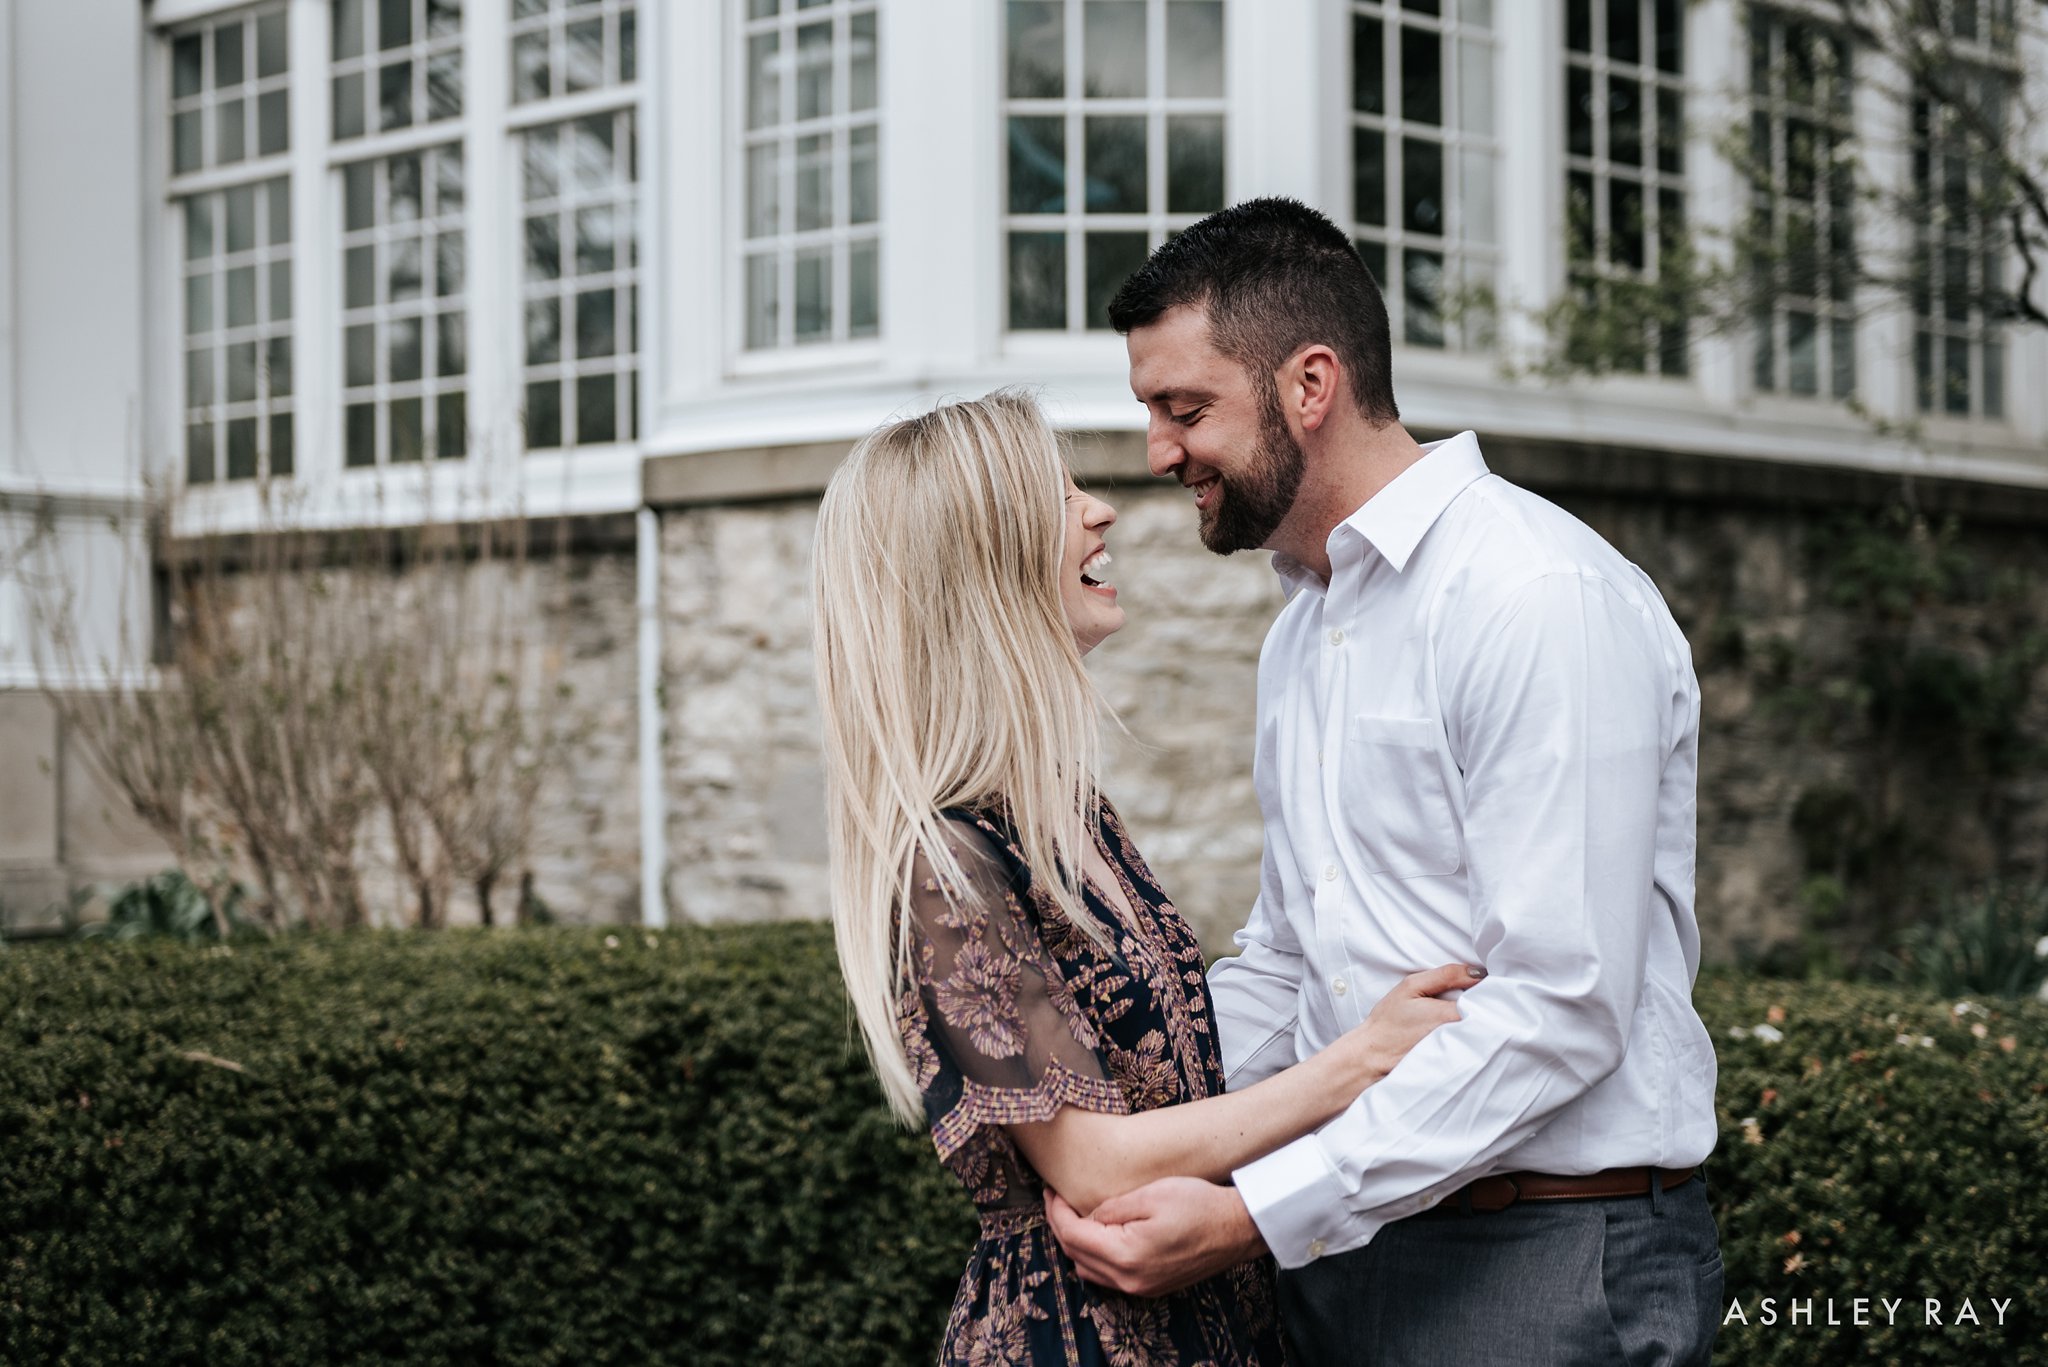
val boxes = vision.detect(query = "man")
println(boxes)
[1045,198,1722,1365]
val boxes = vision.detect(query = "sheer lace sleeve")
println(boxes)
[903,817,1129,1160]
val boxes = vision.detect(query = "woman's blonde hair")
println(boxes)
[813,390,1107,1124]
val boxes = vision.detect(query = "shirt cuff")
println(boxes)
[1233,1135,1385,1269]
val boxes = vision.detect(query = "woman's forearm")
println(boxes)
[1008,1047,1371,1217]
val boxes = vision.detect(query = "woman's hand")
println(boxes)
[1329,962,1480,1090]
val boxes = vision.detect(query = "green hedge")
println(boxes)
[3,927,2046,1365]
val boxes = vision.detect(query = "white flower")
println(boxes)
[2035,934,2048,961]
[1752,1023,1785,1044]
[1953,1000,1983,1018]
[604,934,620,949]
[1921,1036,1936,1048]
[644,933,660,949]
[1729,1025,1751,1039]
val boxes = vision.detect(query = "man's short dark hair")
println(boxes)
[1106,197,1399,424]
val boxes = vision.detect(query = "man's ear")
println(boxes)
[1283,344,1343,434]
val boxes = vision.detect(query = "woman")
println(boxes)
[813,391,1471,1365]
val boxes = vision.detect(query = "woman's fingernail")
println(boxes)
[1468,965,1487,978]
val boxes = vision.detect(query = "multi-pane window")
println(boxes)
[1348,0,1497,349]
[182,179,295,484]
[340,148,468,467]
[170,7,290,174]
[171,6,292,487]
[521,113,640,448]
[1910,2,2017,419]
[512,0,638,103]
[1564,0,1689,374]
[331,0,463,142]
[741,0,881,349]
[1748,9,1855,399]
[1003,0,1226,332]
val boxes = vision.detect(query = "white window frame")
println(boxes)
[729,0,884,368]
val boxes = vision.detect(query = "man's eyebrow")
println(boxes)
[1140,388,1214,407]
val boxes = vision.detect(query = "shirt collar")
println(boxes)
[1337,430,1490,574]
[1268,431,1491,593]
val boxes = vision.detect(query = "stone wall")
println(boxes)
[651,445,2048,963]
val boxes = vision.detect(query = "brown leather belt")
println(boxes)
[1434,1166,1696,1217]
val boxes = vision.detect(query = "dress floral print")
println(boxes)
[898,802,1285,1367]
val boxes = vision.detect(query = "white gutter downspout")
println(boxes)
[636,504,667,927]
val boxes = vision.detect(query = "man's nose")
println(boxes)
[1145,420,1184,480]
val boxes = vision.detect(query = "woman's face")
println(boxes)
[1060,477,1125,655]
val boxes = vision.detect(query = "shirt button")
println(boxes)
[1322,864,1338,882]
[1307,1239,1327,1259]
[1331,976,1348,997]
[1327,628,1345,646]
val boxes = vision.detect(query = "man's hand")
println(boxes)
[1043,1177,1267,1298]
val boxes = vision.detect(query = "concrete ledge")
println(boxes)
[646,429,2048,527]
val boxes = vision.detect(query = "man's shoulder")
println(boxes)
[1438,473,1645,593]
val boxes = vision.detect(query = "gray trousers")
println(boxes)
[1277,1173,1723,1366]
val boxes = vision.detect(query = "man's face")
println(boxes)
[1126,305,1306,555]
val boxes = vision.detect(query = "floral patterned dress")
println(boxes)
[897,801,1285,1367]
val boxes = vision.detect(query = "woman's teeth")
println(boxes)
[1080,549,1113,587]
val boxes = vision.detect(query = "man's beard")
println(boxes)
[1200,380,1307,555]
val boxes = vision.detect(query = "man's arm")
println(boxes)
[1228,569,1674,1267]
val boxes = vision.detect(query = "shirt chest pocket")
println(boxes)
[1342,715,1461,879]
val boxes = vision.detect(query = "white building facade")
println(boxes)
[4,0,2046,948]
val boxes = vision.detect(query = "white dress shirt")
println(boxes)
[1213,431,1718,1270]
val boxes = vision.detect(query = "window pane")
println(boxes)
[796,133,833,231]
[1405,249,1445,346]
[565,18,605,93]
[390,396,423,463]
[334,73,366,140]
[346,323,376,385]
[174,111,203,175]
[227,266,257,327]
[270,413,294,475]
[1167,115,1224,214]
[266,336,292,397]
[380,0,413,50]
[1084,1,1147,99]
[1353,128,1386,228]
[1084,231,1148,330]
[188,422,216,483]
[575,208,616,274]
[1009,231,1067,329]
[1609,0,1641,63]
[850,239,879,338]
[427,0,461,39]
[1567,66,1594,158]
[1831,318,1855,398]
[1460,147,1496,245]
[851,11,878,111]
[186,273,213,334]
[1566,0,1592,52]
[747,33,780,131]
[746,254,779,348]
[217,100,247,165]
[1656,87,1683,174]
[380,59,414,131]
[174,34,204,99]
[1352,16,1384,115]
[438,311,466,376]
[1400,28,1441,127]
[344,162,377,231]
[346,403,377,466]
[1612,179,1645,269]
[621,9,638,82]
[346,244,376,308]
[577,373,617,444]
[1402,137,1443,235]
[389,153,422,221]
[186,348,214,407]
[436,230,465,296]
[849,126,879,225]
[226,186,257,251]
[437,391,466,458]
[525,381,562,448]
[1786,309,1816,393]
[1609,77,1642,166]
[796,22,833,121]
[226,340,258,402]
[794,249,831,342]
[577,288,617,358]
[514,31,551,103]
[428,52,462,120]
[1460,39,1493,133]
[1009,116,1066,213]
[571,116,615,191]
[215,23,245,88]
[526,298,562,364]
[1655,0,1684,73]
[1009,1,1064,98]
[185,198,214,259]
[258,90,289,156]
[524,126,561,200]
[1166,1,1224,98]
[1084,116,1146,213]
[336,1,366,60]
[258,10,288,78]
[227,417,259,480]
